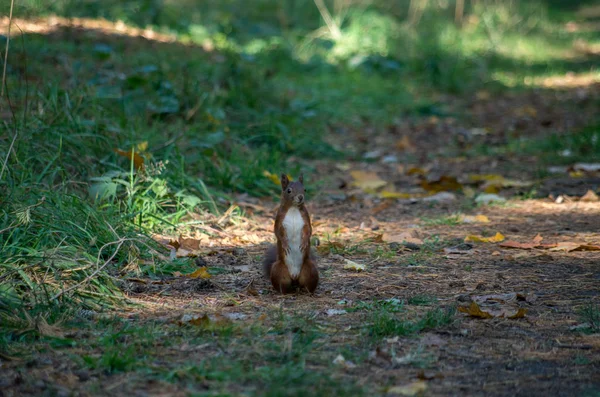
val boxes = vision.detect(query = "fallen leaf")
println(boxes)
[350,170,387,191]
[406,167,427,176]
[459,214,490,223]
[458,302,493,319]
[458,302,527,319]
[186,267,211,279]
[395,135,415,151]
[371,200,394,214]
[343,259,365,272]
[114,148,145,170]
[379,190,414,199]
[549,242,600,252]
[382,230,423,245]
[388,381,428,396]
[464,232,505,243]
[420,175,462,192]
[580,189,599,202]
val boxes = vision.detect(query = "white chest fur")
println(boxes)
[282,207,305,278]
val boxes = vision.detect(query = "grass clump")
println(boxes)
[366,306,456,339]
[577,302,600,334]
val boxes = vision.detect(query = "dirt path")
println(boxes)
[2,77,600,397]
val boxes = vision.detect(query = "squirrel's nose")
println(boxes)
[298,194,304,202]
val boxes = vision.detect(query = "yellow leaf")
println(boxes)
[380,190,414,199]
[186,266,211,279]
[136,141,148,152]
[464,232,505,243]
[343,259,365,272]
[458,302,493,319]
[350,170,387,191]
[459,214,490,224]
[406,167,427,176]
[508,308,527,319]
[263,170,289,186]
[388,381,428,396]
[420,175,462,192]
[569,170,585,178]
[580,190,599,202]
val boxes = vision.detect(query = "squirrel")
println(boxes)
[262,173,319,294]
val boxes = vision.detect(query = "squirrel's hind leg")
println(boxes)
[298,259,319,293]
[270,260,294,294]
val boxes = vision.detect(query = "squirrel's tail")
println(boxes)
[262,244,278,279]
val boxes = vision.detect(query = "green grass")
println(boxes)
[577,302,600,334]
[366,306,456,339]
[1,0,598,350]
[421,213,462,226]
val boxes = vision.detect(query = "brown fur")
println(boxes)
[262,174,319,293]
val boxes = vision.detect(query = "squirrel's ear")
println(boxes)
[280,173,290,190]
[298,173,304,184]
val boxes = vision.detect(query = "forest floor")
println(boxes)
[1,3,600,397]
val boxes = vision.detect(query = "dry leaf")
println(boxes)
[458,302,493,319]
[371,200,394,214]
[420,175,462,192]
[343,259,365,272]
[379,190,414,199]
[549,242,600,252]
[459,302,527,319]
[114,148,145,170]
[388,381,428,396]
[186,267,211,279]
[406,167,427,176]
[460,214,490,223]
[395,135,415,151]
[464,232,505,243]
[350,170,387,191]
[580,190,599,202]
[382,230,423,245]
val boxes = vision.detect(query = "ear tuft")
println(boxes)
[281,173,290,190]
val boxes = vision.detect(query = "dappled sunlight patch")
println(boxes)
[0,16,177,43]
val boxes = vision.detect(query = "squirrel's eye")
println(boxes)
[287,188,292,194]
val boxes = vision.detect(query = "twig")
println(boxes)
[1,0,15,98]
[50,238,128,302]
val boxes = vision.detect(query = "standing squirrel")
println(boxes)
[262,174,319,293]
